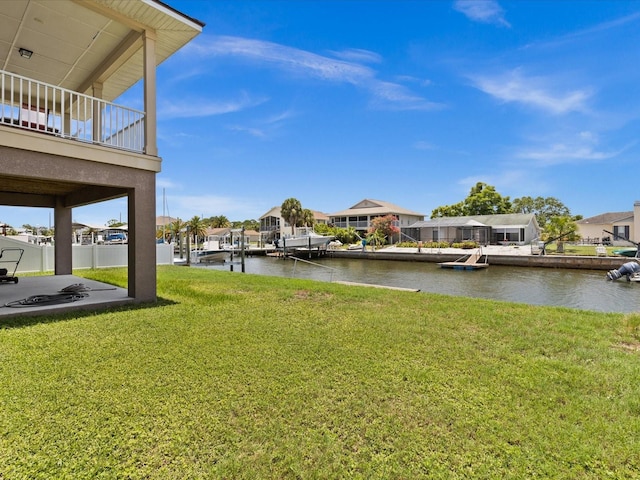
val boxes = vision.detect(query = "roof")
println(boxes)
[409,213,537,229]
[577,211,634,225]
[259,206,330,221]
[330,199,425,218]
[156,216,177,226]
[2,0,204,102]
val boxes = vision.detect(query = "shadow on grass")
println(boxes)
[0,296,178,330]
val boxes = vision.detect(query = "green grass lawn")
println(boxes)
[1,265,640,478]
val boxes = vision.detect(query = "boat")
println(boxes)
[607,261,640,281]
[438,247,488,270]
[191,235,229,264]
[603,229,639,258]
[612,248,638,258]
[279,227,334,249]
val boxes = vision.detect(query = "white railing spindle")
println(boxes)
[0,69,145,154]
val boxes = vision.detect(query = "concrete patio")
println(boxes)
[0,275,133,319]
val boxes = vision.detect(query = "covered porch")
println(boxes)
[0,0,203,313]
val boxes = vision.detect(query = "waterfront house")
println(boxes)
[329,199,425,243]
[202,227,259,247]
[576,204,640,245]
[0,1,203,304]
[405,213,540,246]
[259,206,330,242]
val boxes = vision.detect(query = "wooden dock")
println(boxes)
[438,248,488,270]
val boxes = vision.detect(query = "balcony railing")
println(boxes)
[0,70,145,154]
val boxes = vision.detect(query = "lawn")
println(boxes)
[1,265,639,478]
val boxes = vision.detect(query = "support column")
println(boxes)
[143,29,157,156]
[54,197,73,275]
[127,172,157,302]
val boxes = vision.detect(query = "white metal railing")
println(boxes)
[0,69,145,153]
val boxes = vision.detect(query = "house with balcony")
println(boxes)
[329,199,425,243]
[259,206,330,241]
[0,0,203,311]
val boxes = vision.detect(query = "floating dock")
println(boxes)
[438,248,488,270]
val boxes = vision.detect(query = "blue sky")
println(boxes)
[4,0,640,228]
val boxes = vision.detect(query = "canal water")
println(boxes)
[198,256,640,313]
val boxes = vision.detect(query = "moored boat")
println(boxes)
[607,261,640,281]
[280,227,334,249]
[191,235,229,264]
[612,248,638,258]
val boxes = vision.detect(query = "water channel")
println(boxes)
[197,255,640,313]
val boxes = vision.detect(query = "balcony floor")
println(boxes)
[0,274,133,319]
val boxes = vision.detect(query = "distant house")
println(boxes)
[259,206,330,241]
[405,213,540,246]
[202,227,259,247]
[329,199,425,242]
[156,216,178,230]
[576,203,640,245]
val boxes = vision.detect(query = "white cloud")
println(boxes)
[522,11,640,50]
[329,48,383,64]
[188,35,440,111]
[457,169,546,197]
[167,194,265,220]
[516,143,623,165]
[227,125,267,139]
[157,177,181,190]
[227,109,297,140]
[453,0,510,28]
[413,140,435,150]
[470,69,592,114]
[514,131,630,166]
[190,35,374,83]
[158,92,268,119]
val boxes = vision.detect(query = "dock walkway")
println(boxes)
[438,248,488,270]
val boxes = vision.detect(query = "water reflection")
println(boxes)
[199,256,640,313]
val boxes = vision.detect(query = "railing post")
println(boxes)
[92,82,103,144]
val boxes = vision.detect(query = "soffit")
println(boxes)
[0,174,85,196]
[0,0,203,102]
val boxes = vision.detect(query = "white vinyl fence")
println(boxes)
[0,236,174,273]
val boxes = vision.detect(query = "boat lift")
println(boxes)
[602,229,640,257]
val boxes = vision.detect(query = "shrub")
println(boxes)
[451,241,479,249]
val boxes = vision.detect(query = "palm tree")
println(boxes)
[281,197,303,235]
[169,218,186,243]
[188,216,208,245]
[301,209,315,228]
[210,215,230,228]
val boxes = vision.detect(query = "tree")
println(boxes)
[431,182,511,218]
[209,215,230,228]
[512,196,571,229]
[368,215,400,245]
[169,218,185,242]
[281,198,303,234]
[301,209,315,227]
[543,215,580,253]
[107,218,126,227]
[187,215,207,245]
[463,182,512,215]
[431,202,465,218]
[231,219,260,231]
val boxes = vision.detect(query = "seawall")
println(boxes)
[328,249,627,271]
